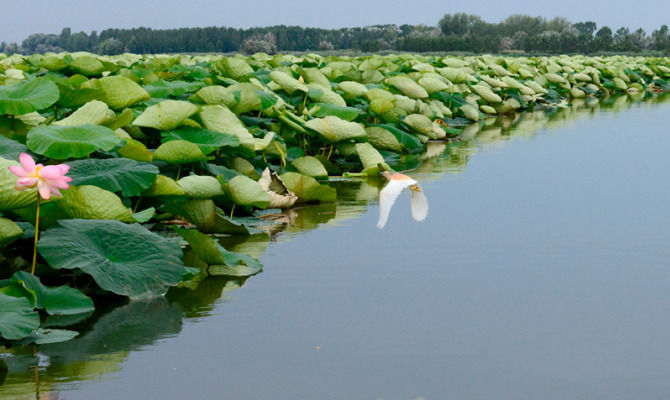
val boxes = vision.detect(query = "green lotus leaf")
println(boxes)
[52,100,115,126]
[66,158,159,197]
[0,78,59,115]
[176,228,262,277]
[8,271,94,315]
[338,81,368,97]
[114,128,153,162]
[386,76,429,99]
[304,116,367,143]
[227,175,271,208]
[0,135,28,159]
[162,126,239,155]
[199,105,255,148]
[0,156,38,211]
[417,76,451,94]
[161,198,255,234]
[38,219,188,299]
[97,75,150,109]
[41,55,67,71]
[54,76,103,109]
[193,85,228,104]
[291,156,328,179]
[280,172,337,203]
[132,100,199,131]
[216,57,253,80]
[403,114,434,134]
[69,55,105,76]
[153,140,208,164]
[309,103,361,121]
[142,175,185,196]
[143,79,204,98]
[0,292,39,340]
[178,175,226,199]
[16,328,79,345]
[355,142,388,172]
[0,217,23,247]
[269,70,308,95]
[373,124,423,152]
[365,126,402,152]
[307,84,347,106]
[299,67,331,88]
[27,124,122,159]
[57,185,133,222]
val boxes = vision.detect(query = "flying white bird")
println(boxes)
[377,171,429,229]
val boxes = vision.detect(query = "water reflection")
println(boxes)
[1,92,668,398]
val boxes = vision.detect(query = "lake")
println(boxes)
[2,94,670,399]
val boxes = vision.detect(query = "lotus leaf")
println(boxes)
[338,81,368,97]
[0,135,28,159]
[227,175,271,208]
[67,158,159,197]
[199,105,255,148]
[132,100,199,130]
[8,271,94,315]
[178,175,225,199]
[365,126,402,152]
[386,76,429,99]
[97,75,150,109]
[355,142,388,172]
[304,116,367,143]
[280,172,336,203]
[38,219,189,299]
[176,228,262,276]
[216,57,253,80]
[270,70,308,95]
[309,103,361,121]
[0,292,39,340]
[291,156,328,179]
[52,100,115,126]
[162,198,255,234]
[69,55,105,76]
[27,124,122,159]
[153,140,208,164]
[57,185,134,222]
[403,114,434,134]
[114,128,153,162]
[0,217,23,247]
[258,168,297,208]
[0,156,38,211]
[142,174,185,196]
[0,78,59,115]
[162,126,239,154]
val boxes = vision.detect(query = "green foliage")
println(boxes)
[38,219,190,299]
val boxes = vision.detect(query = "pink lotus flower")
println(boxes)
[8,153,71,200]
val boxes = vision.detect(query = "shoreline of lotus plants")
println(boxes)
[1,51,669,344]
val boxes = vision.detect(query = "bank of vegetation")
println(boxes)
[2,14,670,55]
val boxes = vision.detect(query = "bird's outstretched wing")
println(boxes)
[377,179,408,229]
[410,186,429,221]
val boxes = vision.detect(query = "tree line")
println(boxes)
[2,13,669,55]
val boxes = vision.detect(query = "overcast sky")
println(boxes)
[1,0,668,44]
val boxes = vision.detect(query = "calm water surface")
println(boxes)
[3,97,670,399]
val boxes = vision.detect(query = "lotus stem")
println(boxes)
[230,203,236,218]
[31,193,41,275]
[176,166,182,181]
[326,145,334,160]
[133,195,143,213]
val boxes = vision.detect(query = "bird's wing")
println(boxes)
[410,185,429,221]
[377,179,407,229]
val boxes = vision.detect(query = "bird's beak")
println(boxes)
[409,185,421,192]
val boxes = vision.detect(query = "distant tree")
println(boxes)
[438,13,484,36]
[652,25,670,52]
[573,21,597,38]
[594,26,614,51]
[240,32,277,54]
[97,38,125,55]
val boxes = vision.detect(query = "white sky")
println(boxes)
[1,0,668,44]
